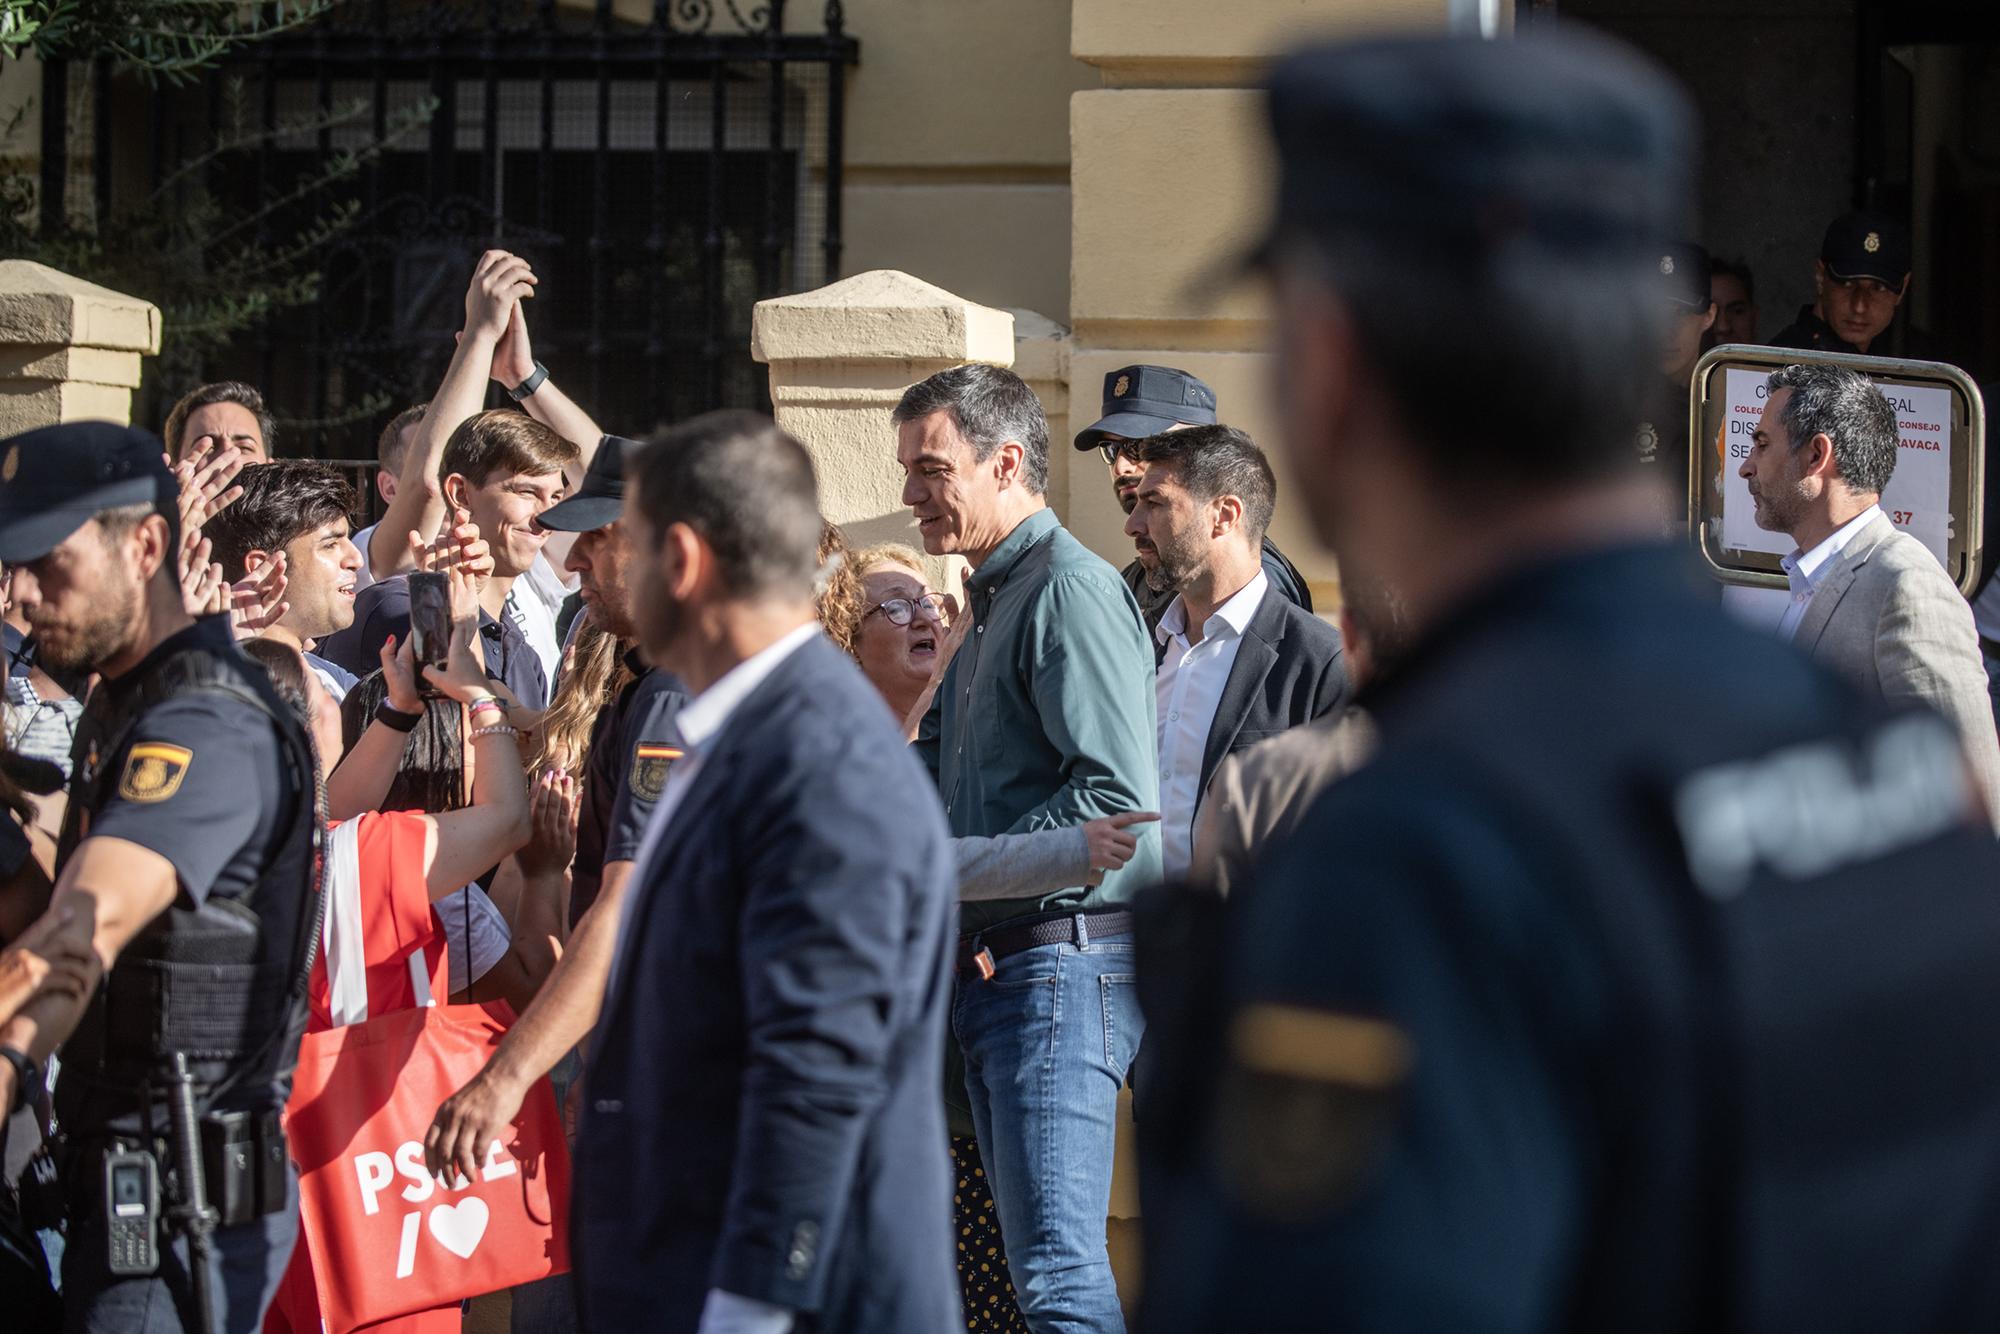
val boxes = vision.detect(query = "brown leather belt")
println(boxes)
[956,909,1133,979]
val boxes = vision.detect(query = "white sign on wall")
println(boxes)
[1712,367,1956,564]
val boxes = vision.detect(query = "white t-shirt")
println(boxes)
[506,552,577,689]
[436,884,511,993]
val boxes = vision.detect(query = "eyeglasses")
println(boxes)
[865,594,948,627]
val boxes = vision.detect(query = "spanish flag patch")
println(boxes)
[630,743,684,803]
[118,743,193,803]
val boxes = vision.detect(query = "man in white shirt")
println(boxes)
[1123,425,1347,880]
[1742,361,2000,822]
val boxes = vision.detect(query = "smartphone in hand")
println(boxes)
[408,571,452,685]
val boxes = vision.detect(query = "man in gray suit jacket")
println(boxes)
[1742,361,2000,824]
[1123,425,1347,879]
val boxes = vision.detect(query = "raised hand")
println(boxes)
[173,437,247,534]
[179,534,223,616]
[228,553,289,638]
[377,633,423,714]
[489,302,537,387]
[464,249,537,345]
[517,771,579,880]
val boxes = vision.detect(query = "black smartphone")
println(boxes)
[408,571,452,680]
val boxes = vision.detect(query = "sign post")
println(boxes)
[1689,345,1986,595]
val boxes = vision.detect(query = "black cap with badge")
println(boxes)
[1821,211,1911,287]
[534,434,643,533]
[1656,241,1712,311]
[1073,365,1219,452]
[0,421,177,564]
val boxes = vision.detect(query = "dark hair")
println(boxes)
[1275,232,1667,497]
[1765,363,1900,496]
[1138,424,1278,544]
[241,637,312,723]
[891,364,1050,495]
[1711,256,1754,300]
[94,501,181,577]
[440,409,578,489]
[340,669,467,814]
[377,404,426,476]
[162,381,276,461]
[203,461,358,583]
[629,410,823,600]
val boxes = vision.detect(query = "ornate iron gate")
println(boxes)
[47,1,856,458]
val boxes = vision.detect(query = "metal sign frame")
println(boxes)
[1688,343,1987,595]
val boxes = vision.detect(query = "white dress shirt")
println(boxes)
[505,551,579,688]
[1776,504,1882,643]
[1154,570,1268,881]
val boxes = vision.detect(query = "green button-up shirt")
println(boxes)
[916,508,1162,935]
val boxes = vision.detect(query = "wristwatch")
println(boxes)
[507,361,550,403]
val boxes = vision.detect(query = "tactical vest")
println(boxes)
[52,643,325,1135]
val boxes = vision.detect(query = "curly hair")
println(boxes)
[533,612,632,778]
[814,522,865,655]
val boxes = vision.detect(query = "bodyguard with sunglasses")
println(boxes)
[1072,365,1313,629]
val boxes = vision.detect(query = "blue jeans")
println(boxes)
[955,916,1142,1334]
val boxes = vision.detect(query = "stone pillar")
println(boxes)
[752,269,1015,578]
[1066,0,1467,610]
[0,261,161,437]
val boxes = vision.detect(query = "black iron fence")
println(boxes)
[40,0,857,457]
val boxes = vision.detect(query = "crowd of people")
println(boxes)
[4,22,2000,1334]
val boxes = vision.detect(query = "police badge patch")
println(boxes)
[630,743,683,803]
[118,743,193,802]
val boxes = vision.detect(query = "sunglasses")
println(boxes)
[1098,440,1144,466]
[865,593,949,627]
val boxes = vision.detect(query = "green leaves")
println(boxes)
[0,1,334,80]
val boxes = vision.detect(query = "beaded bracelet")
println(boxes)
[469,723,519,741]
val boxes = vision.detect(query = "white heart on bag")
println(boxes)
[427,1197,489,1260]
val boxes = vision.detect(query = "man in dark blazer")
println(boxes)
[1123,424,1347,881]
[573,410,958,1334]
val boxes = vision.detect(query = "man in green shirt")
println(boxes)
[898,363,1160,1333]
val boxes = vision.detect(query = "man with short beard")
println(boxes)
[202,460,366,699]
[1072,365,1313,627]
[0,422,319,1332]
[1120,424,1345,881]
[1740,361,2000,822]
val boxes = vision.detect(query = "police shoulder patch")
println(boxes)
[1211,1003,1412,1222]
[118,743,193,803]
[629,742,683,803]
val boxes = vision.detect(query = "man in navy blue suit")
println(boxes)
[572,410,959,1334]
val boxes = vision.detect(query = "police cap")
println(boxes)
[0,421,176,563]
[1257,31,1694,267]
[1821,211,1910,287]
[1073,366,1218,452]
[535,434,643,533]
[1657,241,1712,310]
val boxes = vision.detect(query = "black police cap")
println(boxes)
[1257,31,1694,266]
[0,421,176,564]
[535,434,643,534]
[1073,366,1218,451]
[1821,211,1910,287]
[1657,241,1712,310]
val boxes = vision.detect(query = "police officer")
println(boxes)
[1634,240,1714,524]
[1135,30,2000,1333]
[0,422,321,1332]
[1769,210,1913,356]
[1072,365,1313,627]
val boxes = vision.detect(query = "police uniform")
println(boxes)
[1634,240,1710,522]
[530,435,688,929]
[1135,34,2000,1334]
[1071,365,1314,628]
[569,657,685,928]
[1770,212,1913,355]
[0,424,321,1334]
